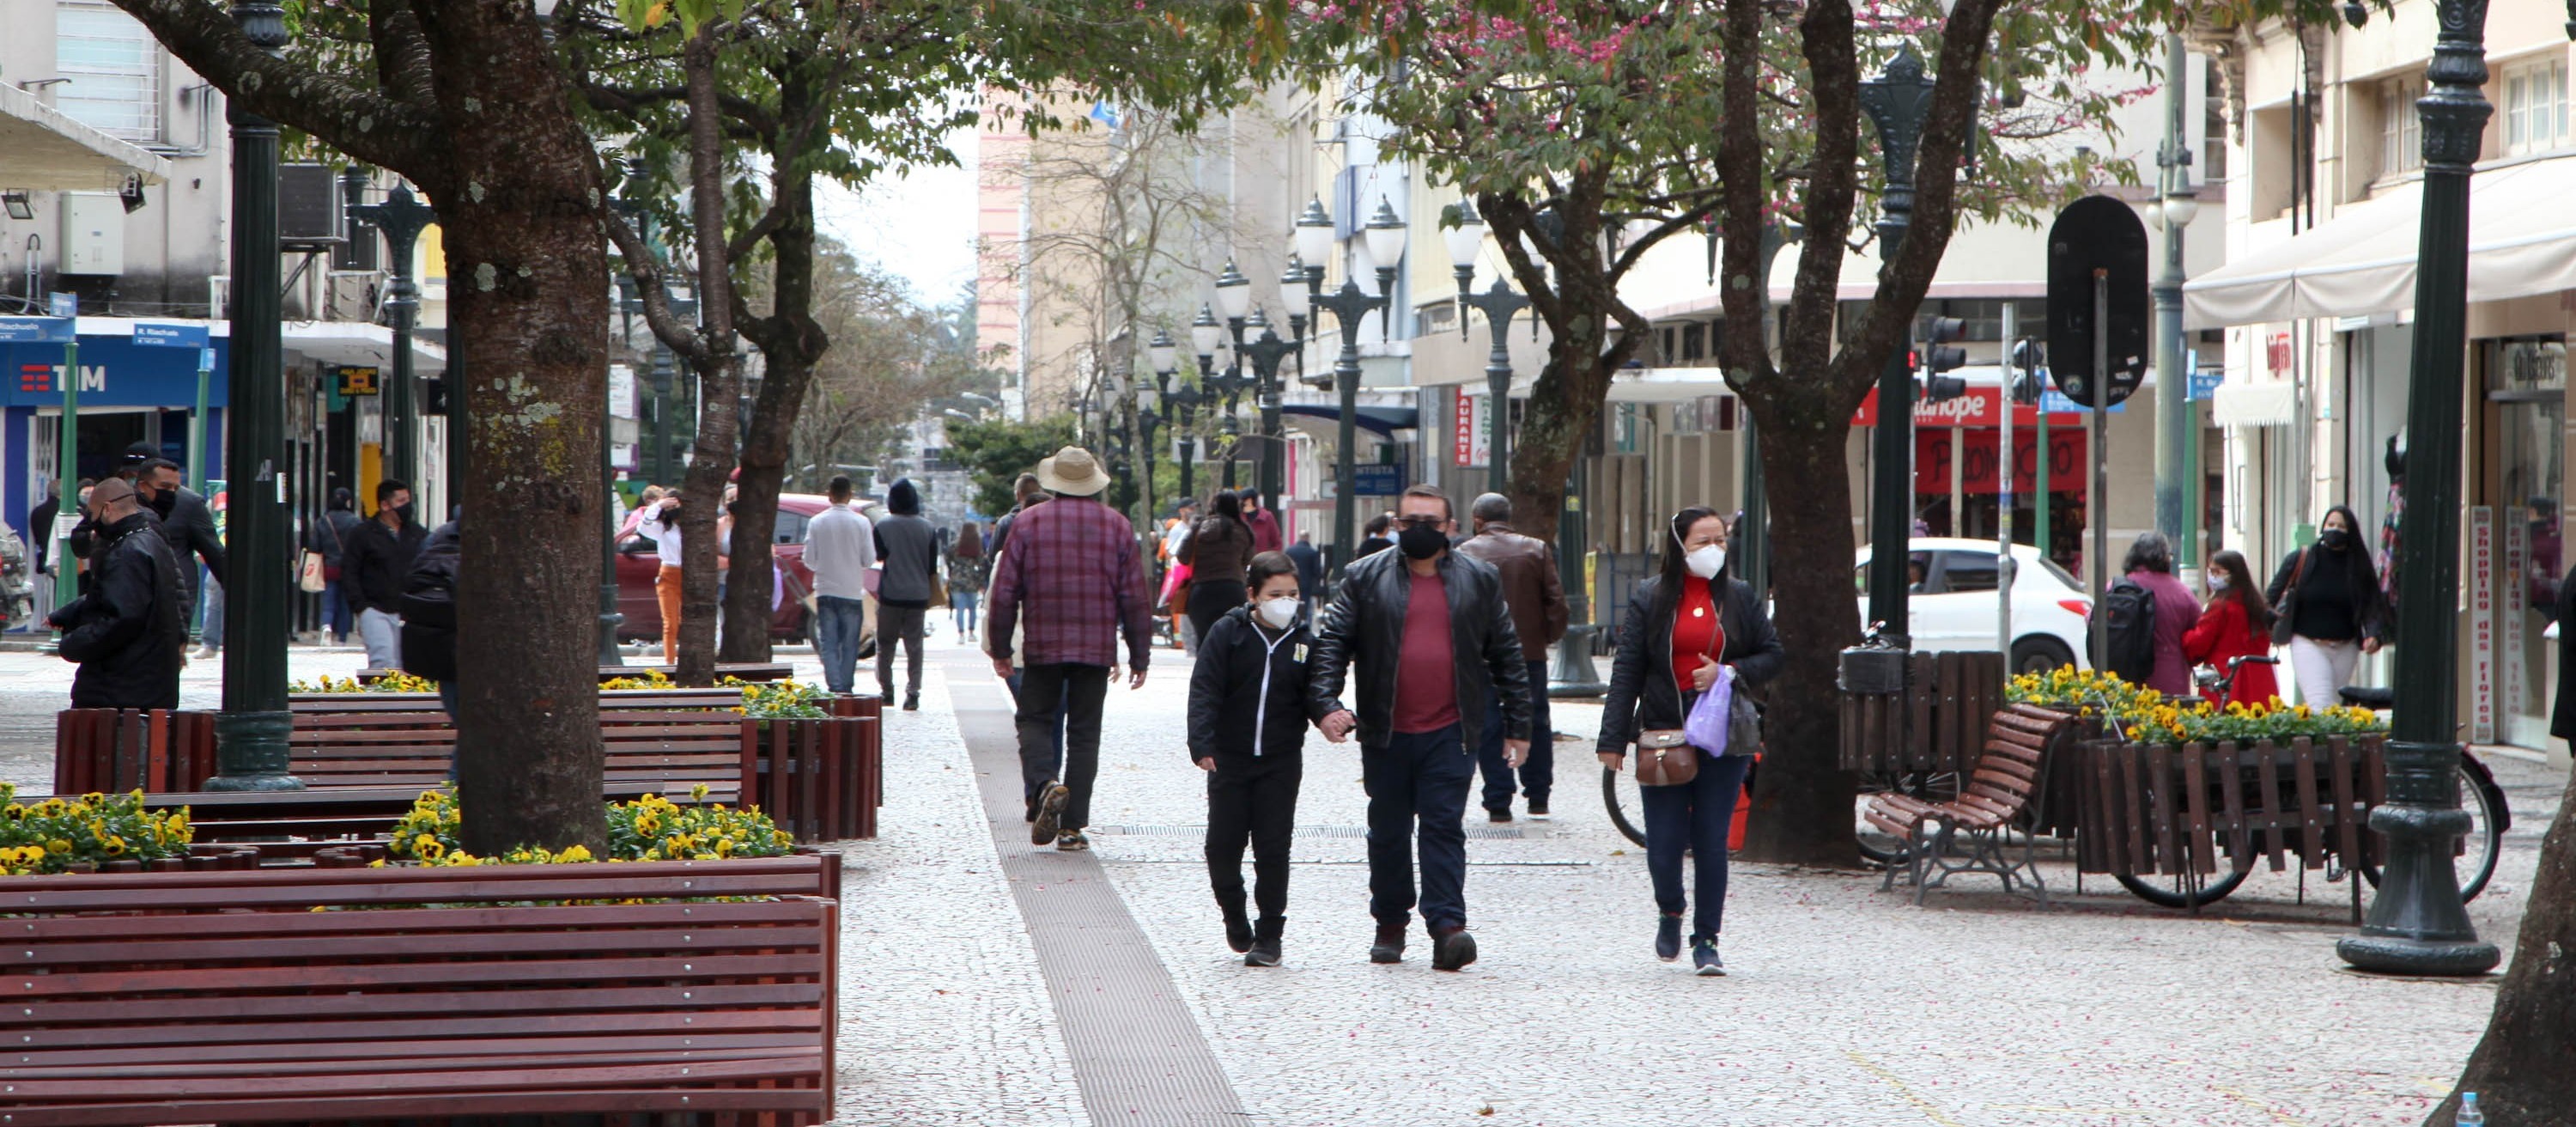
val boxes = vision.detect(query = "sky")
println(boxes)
[814,121,983,309]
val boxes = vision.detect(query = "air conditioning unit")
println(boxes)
[277,164,343,249]
[58,193,125,276]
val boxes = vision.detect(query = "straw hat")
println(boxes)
[1036,446,1109,496]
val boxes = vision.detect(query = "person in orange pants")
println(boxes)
[637,492,690,660]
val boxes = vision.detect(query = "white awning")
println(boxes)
[2184,155,2576,328]
[0,83,171,191]
[2211,379,2298,427]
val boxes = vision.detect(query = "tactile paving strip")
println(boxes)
[947,659,1249,1126]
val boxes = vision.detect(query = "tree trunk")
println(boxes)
[1504,347,1605,551]
[722,150,829,663]
[671,21,740,687]
[2432,765,2576,1124]
[425,5,610,854]
[1735,393,1862,868]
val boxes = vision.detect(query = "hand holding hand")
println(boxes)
[1504,739,1530,769]
[1691,656,1722,692]
[1320,710,1356,743]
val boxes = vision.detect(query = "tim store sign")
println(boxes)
[15,364,107,394]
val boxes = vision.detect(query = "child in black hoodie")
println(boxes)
[1189,551,1321,966]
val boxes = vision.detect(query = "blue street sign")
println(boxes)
[2188,371,2223,401]
[1352,464,1406,496]
[47,292,76,318]
[199,345,216,370]
[2038,389,2126,414]
[0,317,75,344]
[132,322,210,349]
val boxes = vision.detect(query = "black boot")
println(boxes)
[1246,917,1284,967]
[903,690,920,711]
[1220,899,1254,953]
[1369,922,1406,964]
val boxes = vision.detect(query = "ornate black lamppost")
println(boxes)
[1297,195,1398,577]
[1856,46,1936,649]
[1441,200,1531,489]
[1273,257,1312,503]
[344,175,436,490]
[1236,311,1301,495]
[210,0,299,790]
[1188,305,1224,499]
[2331,0,2554,978]
[1149,328,1200,503]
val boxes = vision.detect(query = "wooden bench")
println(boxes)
[0,856,839,1126]
[57,699,879,842]
[358,661,798,684]
[1864,703,2070,907]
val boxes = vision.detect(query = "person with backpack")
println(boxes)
[2099,532,2198,695]
[2264,504,2391,708]
[400,518,462,775]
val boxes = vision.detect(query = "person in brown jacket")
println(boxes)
[1455,492,1567,821]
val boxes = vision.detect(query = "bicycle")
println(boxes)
[2334,684,2508,905]
[2113,654,2274,908]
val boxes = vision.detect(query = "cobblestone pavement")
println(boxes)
[0,626,2557,1125]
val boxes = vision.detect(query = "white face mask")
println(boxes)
[1685,545,1726,580]
[2208,574,2230,592]
[1256,597,1300,630]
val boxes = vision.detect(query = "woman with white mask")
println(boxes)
[1595,507,1785,975]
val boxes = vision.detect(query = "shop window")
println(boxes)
[56,2,160,143]
[2504,54,2571,156]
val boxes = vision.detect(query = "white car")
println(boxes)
[1853,538,2093,674]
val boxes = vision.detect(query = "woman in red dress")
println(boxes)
[2182,550,2281,706]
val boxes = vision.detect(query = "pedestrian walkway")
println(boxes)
[0,635,2530,1124]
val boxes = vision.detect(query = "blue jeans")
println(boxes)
[1362,724,1474,932]
[812,595,868,694]
[1642,751,1752,940]
[319,577,352,642]
[198,573,224,649]
[1478,660,1552,812]
[952,590,981,635]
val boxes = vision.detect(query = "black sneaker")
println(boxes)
[1526,803,1551,821]
[1656,915,1682,963]
[1486,807,1514,824]
[902,691,920,711]
[1054,831,1090,852]
[1030,782,1068,845]
[1692,937,1725,977]
[1221,903,1254,953]
[1368,923,1406,964]
[1431,926,1478,972]
[1246,917,1283,966]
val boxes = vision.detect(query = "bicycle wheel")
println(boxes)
[1855,772,1961,868]
[2112,868,2250,909]
[1602,765,1647,847]
[2359,761,2504,903]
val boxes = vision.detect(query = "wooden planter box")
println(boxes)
[1838,650,2007,779]
[2074,734,2386,878]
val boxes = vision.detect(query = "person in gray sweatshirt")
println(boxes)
[873,478,939,710]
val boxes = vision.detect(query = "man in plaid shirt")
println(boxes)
[986,446,1155,851]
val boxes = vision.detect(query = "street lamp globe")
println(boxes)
[1136,382,1159,415]
[1294,196,1334,268]
[1279,256,1311,314]
[1443,198,1486,271]
[2161,178,2201,228]
[1190,304,1224,359]
[1147,328,1178,375]
[1214,259,1254,320]
[1363,196,1407,275]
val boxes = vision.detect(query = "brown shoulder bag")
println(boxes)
[1635,602,1721,787]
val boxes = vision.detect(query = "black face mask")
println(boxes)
[147,490,176,519]
[1397,523,1446,560]
[2319,527,2353,551]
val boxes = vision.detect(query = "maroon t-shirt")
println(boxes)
[1392,571,1461,734]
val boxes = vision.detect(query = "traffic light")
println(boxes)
[1914,315,1968,402]
[2008,338,2049,404]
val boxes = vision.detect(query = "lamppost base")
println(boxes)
[206,710,304,791]
[2335,934,2500,978]
[598,600,627,668]
[1547,624,1607,698]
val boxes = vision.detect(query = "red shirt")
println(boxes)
[2181,595,2281,707]
[1391,571,1461,734]
[1672,580,1725,694]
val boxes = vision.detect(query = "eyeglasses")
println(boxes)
[1395,515,1445,528]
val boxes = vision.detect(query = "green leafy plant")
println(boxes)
[0,784,191,874]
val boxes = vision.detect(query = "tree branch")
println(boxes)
[108,0,433,172]
[367,0,437,109]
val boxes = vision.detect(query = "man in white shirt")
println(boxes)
[801,475,876,693]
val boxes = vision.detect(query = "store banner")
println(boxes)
[1853,386,2095,428]
[2470,506,2495,745]
[2505,518,2528,725]
[1913,426,2088,496]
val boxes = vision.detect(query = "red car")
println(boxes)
[616,493,834,642]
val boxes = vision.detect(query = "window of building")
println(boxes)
[1680,322,1706,362]
[55,2,160,143]
[2380,76,2424,179]
[2202,58,2229,183]
[2505,55,2571,156]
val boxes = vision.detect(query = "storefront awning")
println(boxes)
[1279,403,1418,436]
[280,320,447,374]
[0,83,171,191]
[2184,154,2576,328]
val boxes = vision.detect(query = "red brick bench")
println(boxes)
[0,856,838,1125]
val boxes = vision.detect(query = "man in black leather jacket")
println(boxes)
[48,478,184,710]
[1309,485,1531,972]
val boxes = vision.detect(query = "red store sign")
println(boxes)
[1912,426,2088,497]
[1850,386,2087,429]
